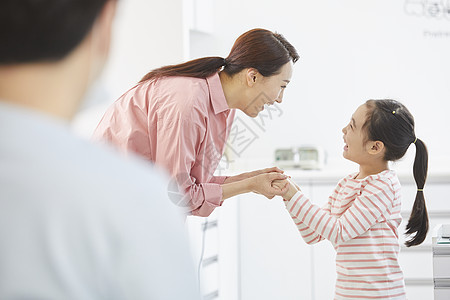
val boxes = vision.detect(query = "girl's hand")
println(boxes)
[272,179,300,200]
[247,172,289,199]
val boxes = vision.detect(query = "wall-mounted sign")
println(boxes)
[405,0,450,20]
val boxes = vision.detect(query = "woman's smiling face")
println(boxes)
[241,61,293,118]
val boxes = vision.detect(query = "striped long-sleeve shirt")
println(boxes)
[284,170,406,299]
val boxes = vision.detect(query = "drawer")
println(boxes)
[404,285,433,300]
[201,257,219,296]
[435,287,450,300]
[433,255,450,278]
[399,250,433,278]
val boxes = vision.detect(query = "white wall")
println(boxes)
[72,0,187,137]
[103,0,186,99]
[74,0,450,171]
[195,0,450,173]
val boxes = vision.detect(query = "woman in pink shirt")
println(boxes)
[93,28,299,216]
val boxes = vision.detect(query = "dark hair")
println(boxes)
[0,0,110,64]
[364,99,429,247]
[140,28,299,83]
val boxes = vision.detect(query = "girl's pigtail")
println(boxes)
[404,138,429,247]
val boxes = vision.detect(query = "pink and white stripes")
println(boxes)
[284,170,406,299]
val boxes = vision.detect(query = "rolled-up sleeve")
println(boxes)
[155,117,223,217]
[209,176,228,184]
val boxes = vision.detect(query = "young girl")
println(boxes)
[273,99,429,299]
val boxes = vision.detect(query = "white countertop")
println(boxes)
[219,156,450,184]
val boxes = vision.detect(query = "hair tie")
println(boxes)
[413,137,417,144]
[392,110,396,115]
[223,58,228,66]
[417,189,424,192]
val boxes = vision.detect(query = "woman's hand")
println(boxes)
[224,167,284,184]
[220,169,289,202]
[246,167,284,178]
[246,172,289,199]
[272,178,300,200]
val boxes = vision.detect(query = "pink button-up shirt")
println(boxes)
[93,73,235,217]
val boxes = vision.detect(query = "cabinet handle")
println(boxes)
[404,278,434,286]
[202,255,219,267]
[203,220,218,231]
[203,290,219,300]
[401,211,450,218]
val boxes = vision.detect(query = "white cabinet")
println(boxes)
[238,191,313,300]
[186,205,239,300]
[399,183,450,300]
[432,225,450,300]
[306,183,337,300]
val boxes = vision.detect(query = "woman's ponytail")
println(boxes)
[139,29,299,84]
[139,57,226,83]
[404,138,429,247]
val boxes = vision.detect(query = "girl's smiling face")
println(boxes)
[342,104,374,164]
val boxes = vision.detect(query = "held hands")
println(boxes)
[227,166,285,183]
[247,172,290,199]
[246,166,285,178]
[271,178,301,200]
[223,166,301,200]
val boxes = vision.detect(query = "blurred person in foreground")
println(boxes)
[0,1,200,299]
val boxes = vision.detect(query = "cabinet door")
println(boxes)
[238,191,313,300]
[398,182,450,300]
[308,183,338,300]
[186,203,240,300]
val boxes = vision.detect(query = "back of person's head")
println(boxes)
[140,28,299,83]
[0,0,110,64]
[223,28,299,77]
[363,99,429,247]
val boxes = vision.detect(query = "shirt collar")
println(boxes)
[206,73,230,115]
